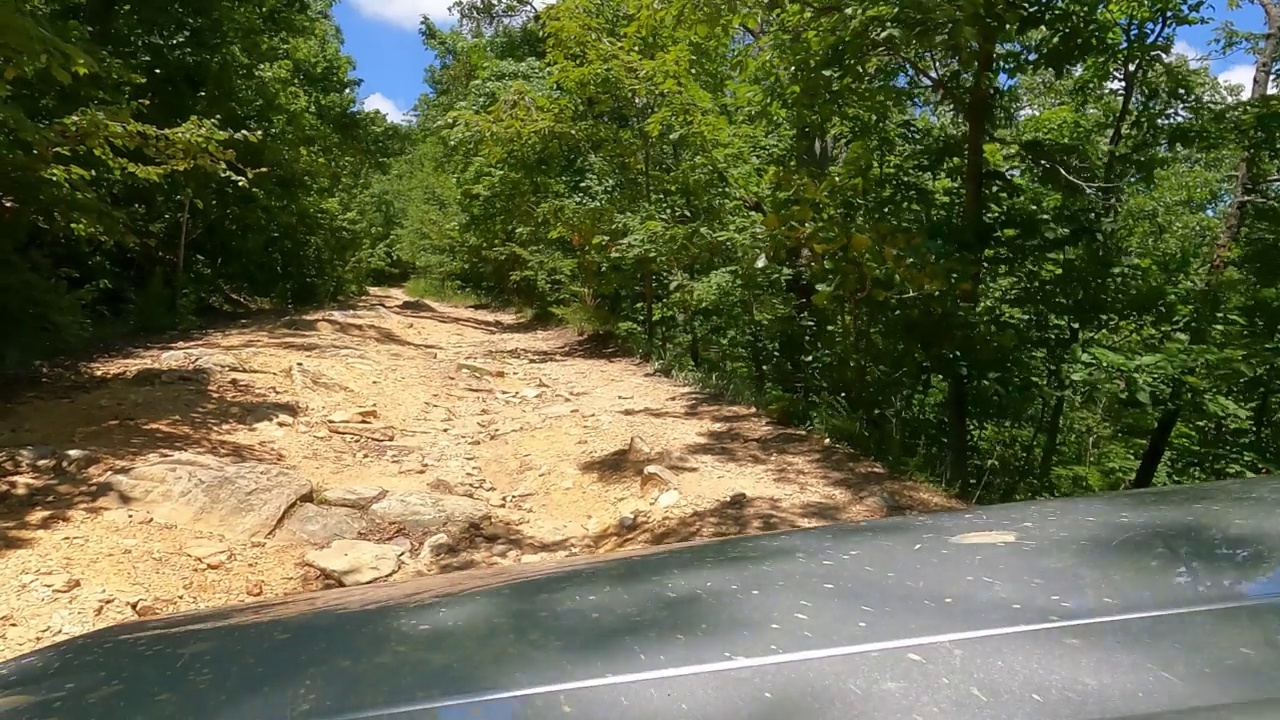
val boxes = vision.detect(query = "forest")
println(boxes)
[3,0,1278,503]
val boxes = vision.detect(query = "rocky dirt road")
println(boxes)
[0,288,959,659]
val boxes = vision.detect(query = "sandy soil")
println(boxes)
[0,288,960,659]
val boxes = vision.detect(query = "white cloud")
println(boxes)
[1218,63,1255,93]
[361,92,412,124]
[1171,40,1208,68]
[348,0,456,30]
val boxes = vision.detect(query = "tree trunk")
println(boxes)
[948,22,997,497]
[1131,0,1278,489]
[1036,325,1080,488]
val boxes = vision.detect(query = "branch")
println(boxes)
[895,52,965,109]
[1038,161,1124,195]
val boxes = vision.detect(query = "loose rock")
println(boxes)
[304,540,401,587]
[277,503,370,546]
[627,436,652,462]
[317,485,387,510]
[419,533,453,558]
[656,489,682,508]
[457,362,503,377]
[368,491,491,533]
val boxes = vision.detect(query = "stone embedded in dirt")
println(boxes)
[368,491,491,533]
[318,485,386,510]
[131,598,162,618]
[326,408,379,424]
[482,522,516,541]
[858,493,893,516]
[457,362,503,378]
[728,491,748,505]
[277,503,370,546]
[627,436,652,462]
[245,579,264,597]
[101,453,312,541]
[2,443,102,476]
[640,465,678,495]
[326,423,396,442]
[304,539,401,587]
[506,484,535,500]
[0,445,59,475]
[42,574,81,594]
[490,543,513,557]
[656,489,682,508]
[183,543,232,569]
[658,449,699,471]
[159,348,244,372]
[618,514,637,531]
[387,537,413,555]
[540,403,576,418]
[102,507,153,525]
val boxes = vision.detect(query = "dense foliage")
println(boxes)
[379,0,1280,500]
[1,0,402,369]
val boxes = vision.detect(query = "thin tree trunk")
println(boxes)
[1131,0,1278,489]
[1036,325,1080,487]
[174,193,191,316]
[644,269,654,355]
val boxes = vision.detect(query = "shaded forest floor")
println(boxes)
[0,287,960,659]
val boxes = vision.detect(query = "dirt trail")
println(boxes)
[0,288,959,659]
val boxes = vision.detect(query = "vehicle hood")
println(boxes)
[2,477,1279,719]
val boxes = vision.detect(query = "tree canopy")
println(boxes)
[377,0,1279,500]
[1,0,404,369]
[4,0,1277,501]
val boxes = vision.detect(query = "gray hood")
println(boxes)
[2,477,1279,719]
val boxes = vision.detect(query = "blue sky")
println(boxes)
[334,0,1269,123]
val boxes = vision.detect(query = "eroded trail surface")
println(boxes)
[0,288,959,659]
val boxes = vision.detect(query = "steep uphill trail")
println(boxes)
[0,287,960,659]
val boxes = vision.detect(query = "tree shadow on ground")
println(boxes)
[0,366,297,551]
[376,298,551,336]
[579,389,959,522]
[499,332,635,363]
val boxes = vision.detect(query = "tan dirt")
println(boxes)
[0,288,960,660]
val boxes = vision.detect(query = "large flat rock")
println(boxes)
[368,491,490,533]
[102,453,312,540]
[276,503,370,545]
